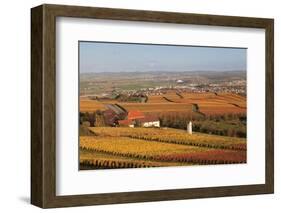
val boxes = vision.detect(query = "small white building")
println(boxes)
[139,116,160,128]
[176,79,184,84]
[142,120,160,127]
[118,114,160,128]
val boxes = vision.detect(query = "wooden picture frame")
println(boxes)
[31,4,274,208]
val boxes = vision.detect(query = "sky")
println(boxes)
[79,41,246,73]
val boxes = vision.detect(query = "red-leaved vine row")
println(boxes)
[154,149,246,164]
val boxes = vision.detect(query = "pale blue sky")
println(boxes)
[79,41,246,73]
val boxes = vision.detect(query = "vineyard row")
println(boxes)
[122,135,246,151]
[80,147,246,165]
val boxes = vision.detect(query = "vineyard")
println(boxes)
[79,92,247,169]
[80,98,106,112]
[79,127,246,170]
[80,92,246,115]
[89,127,246,150]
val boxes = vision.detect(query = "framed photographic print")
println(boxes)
[31,4,274,208]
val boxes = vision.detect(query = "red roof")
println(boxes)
[118,119,134,125]
[127,110,145,120]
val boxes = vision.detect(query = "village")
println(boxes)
[84,78,246,102]
[80,70,247,104]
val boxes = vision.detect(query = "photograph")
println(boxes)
[78,41,247,170]
[29,3,274,208]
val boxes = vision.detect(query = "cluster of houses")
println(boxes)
[103,106,160,128]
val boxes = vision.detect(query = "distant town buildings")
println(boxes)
[83,79,246,99]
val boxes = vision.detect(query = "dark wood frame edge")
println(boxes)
[31,4,274,208]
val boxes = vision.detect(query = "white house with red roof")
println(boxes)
[118,110,160,128]
[137,115,160,127]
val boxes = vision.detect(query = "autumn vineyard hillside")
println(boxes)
[80,127,246,169]
[79,91,247,170]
